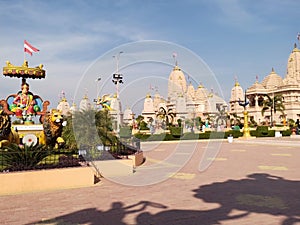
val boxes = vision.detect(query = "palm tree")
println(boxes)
[230,113,242,128]
[261,94,285,126]
[156,107,176,127]
[94,110,117,145]
[215,108,227,126]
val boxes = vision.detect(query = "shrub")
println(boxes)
[256,126,269,136]
[198,132,211,139]
[164,134,177,141]
[251,127,275,137]
[139,121,149,130]
[282,129,292,136]
[181,132,200,140]
[225,130,243,138]
[1,144,51,171]
[169,127,183,137]
[209,132,226,139]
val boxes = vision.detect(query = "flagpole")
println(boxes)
[23,41,26,63]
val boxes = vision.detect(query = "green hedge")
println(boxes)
[134,128,291,142]
[181,133,200,140]
[133,133,178,141]
[256,126,269,136]
[281,129,292,136]
[169,127,183,137]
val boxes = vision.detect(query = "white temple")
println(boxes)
[141,63,227,124]
[57,96,71,116]
[230,43,300,125]
[79,94,93,111]
[67,43,300,130]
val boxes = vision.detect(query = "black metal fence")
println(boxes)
[78,140,139,161]
[0,139,139,173]
[0,149,84,172]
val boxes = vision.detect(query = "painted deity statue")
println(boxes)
[10,82,40,122]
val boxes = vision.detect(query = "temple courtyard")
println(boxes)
[0,137,299,225]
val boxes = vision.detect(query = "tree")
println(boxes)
[215,108,227,126]
[261,94,285,126]
[95,110,117,145]
[135,115,144,129]
[156,107,175,127]
[194,116,202,128]
[69,109,117,150]
[230,113,242,126]
[62,115,77,150]
[177,119,182,127]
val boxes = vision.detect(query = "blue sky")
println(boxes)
[0,0,299,114]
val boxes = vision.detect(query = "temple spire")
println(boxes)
[234,76,240,86]
[172,52,178,66]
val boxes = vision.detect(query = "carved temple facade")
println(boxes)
[141,64,227,124]
[229,44,300,125]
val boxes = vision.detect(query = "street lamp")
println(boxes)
[111,51,124,134]
[95,77,101,98]
[94,77,101,108]
[112,51,124,98]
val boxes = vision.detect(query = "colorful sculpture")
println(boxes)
[0,110,19,148]
[0,57,51,146]
[40,109,67,148]
[9,81,40,122]
[96,94,113,110]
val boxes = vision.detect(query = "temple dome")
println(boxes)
[247,80,265,92]
[195,84,209,101]
[261,68,283,89]
[123,107,133,120]
[186,82,195,100]
[69,102,77,114]
[168,65,187,99]
[79,94,93,111]
[285,43,300,84]
[142,93,154,113]
[57,97,70,116]
[230,80,244,102]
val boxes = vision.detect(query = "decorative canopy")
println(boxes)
[3,60,45,79]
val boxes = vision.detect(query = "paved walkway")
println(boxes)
[0,137,299,225]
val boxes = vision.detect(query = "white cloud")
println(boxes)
[213,0,277,32]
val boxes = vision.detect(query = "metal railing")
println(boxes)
[0,139,140,173]
[0,149,84,172]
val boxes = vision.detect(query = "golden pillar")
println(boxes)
[243,110,251,138]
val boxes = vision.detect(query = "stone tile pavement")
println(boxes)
[0,137,299,225]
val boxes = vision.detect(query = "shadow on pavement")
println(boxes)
[137,173,299,225]
[28,173,299,225]
[26,201,167,225]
